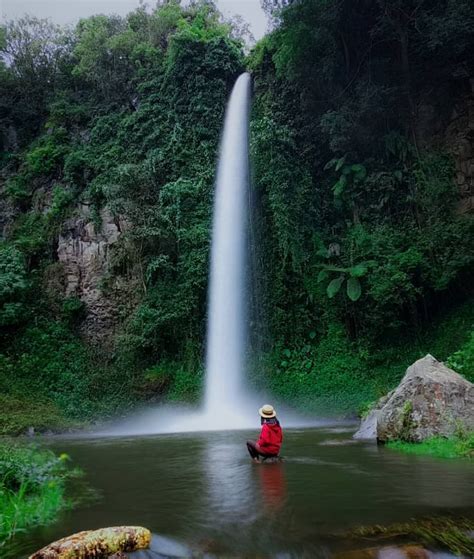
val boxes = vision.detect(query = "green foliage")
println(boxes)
[251,0,474,349]
[446,331,474,382]
[25,129,69,177]
[0,319,136,424]
[261,298,474,415]
[1,0,473,422]
[0,1,247,422]
[0,244,29,326]
[61,297,86,324]
[0,394,72,436]
[166,366,204,402]
[0,443,79,544]
[387,433,474,460]
[263,323,371,414]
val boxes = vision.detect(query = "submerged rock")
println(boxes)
[260,456,283,464]
[354,354,474,442]
[29,526,151,559]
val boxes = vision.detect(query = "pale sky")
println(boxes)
[0,0,269,41]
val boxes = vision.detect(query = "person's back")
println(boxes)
[258,417,283,456]
[246,404,283,462]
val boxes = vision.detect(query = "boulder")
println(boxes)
[353,410,378,440]
[353,392,393,441]
[354,355,474,442]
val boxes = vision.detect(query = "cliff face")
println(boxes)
[446,83,474,214]
[56,206,137,344]
[418,79,474,214]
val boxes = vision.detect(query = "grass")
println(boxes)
[0,395,76,436]
[349,516,474,556]
[262,297,474,416]
[0,442,80,545]
[387,433,474,460]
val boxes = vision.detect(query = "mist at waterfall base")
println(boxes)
[98,74,328,437]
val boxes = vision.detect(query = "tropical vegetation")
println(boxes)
[0,0,472,431]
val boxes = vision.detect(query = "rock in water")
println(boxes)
[353,411,378,440]
[260,456,283,464]
[353,391,394,441]
[29,526,151,559]
[354,354,474,442]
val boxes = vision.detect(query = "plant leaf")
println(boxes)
[350,263,367,277]
[317,270,329,283]
[335,155,346,171]
[347,277,362,301]
[351,164,367,181]
[333,175,347,196]
[327,276,344,298]
[324,158,337,170]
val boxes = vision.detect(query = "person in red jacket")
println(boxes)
[246,404,283,462]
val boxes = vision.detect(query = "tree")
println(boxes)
[0,16,72,143]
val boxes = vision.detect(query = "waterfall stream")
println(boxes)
[203,72,252,422]
[97,74,321,435]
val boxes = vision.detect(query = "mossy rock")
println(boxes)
[29,526,151,558]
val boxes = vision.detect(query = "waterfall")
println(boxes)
[97,73,323,435]
[204,72,251,421]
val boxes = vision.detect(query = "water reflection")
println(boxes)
[256,462,287,511]
[203,437,255,524]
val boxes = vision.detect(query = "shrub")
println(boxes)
[0,443,80,544]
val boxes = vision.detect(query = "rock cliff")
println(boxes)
[57,206,134,343]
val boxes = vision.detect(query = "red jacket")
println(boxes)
[257,421,283,455]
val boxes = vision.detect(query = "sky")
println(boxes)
[0,0,269,41]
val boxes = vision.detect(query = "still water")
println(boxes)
[8,426,474,558]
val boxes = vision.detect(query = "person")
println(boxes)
[246,404,283,462]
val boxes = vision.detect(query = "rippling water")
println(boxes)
[7,427,474,558]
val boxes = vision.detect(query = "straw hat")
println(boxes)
[259,404,276,418]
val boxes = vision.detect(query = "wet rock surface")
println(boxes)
[56,206,134,343]
[29,526,151,559]
[354,354,474,442]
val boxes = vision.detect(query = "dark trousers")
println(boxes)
[246,440,277,460]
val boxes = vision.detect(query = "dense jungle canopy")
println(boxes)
[0,0,473,432]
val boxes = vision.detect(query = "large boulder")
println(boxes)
[354,354,474,442]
